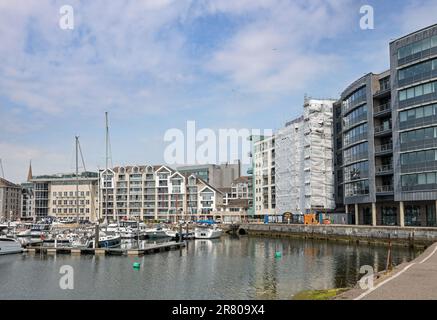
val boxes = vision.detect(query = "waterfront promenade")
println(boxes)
[337,242,437,300]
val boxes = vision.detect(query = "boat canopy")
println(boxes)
[196,220,215,224]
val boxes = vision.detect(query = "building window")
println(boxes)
[399,81,437,101]
[400,103,437,123]
[342,86,367,113]
[398,35,437,60]
[405,205,421,226]
[381,207,397,226]
[343,104,367,129]
[402,171,437,191]
[401,149,437,165]
[345,180,369,197]
[344,161,369,182]
[399,58,437,81]
[400,126,437,143]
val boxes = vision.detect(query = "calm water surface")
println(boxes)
[0,236,419,299]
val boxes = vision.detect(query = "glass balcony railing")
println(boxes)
[373,102,391,115]
[374,123,392,135]
[374,143,393,154]
[375,164,393,174]
[376,185,394,193]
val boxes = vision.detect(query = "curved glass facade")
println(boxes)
[344,161,369,182]
[345,180,369,197]
[343,142,368,164]
[343,104,367,129]
[342,86,366,113]
[344,123,368,146]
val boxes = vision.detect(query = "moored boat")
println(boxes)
[0,238,23,255]
[194,224,223,239]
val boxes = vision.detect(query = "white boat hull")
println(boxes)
[0,238,23,255]
[194,228,223,239]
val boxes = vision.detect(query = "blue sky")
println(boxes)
[1,0,437,182]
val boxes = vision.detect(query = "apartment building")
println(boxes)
[0,178,22,221]
[99,165,224,222]
[252,135,276,216]
[21,182,34,221]
[335,24,437,227]
[30,172,99,221]
[275,98,335,215]
[176,162,241,189]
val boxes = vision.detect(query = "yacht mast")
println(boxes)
[76,136,80,226]
[105,112,109,223]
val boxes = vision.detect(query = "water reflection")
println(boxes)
[0,236,419,300]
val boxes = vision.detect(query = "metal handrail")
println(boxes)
[375,123,392,134]
[373,102,391,114]
[375,164,393,173]
[376,185,394,192]
[375,143,393,153]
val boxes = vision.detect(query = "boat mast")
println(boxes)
[105,112,109,223]
[76,136,80,226]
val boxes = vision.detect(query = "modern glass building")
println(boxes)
[335,24,437,227]
[391,23,437,227]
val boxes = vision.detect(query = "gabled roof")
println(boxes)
[0,178,21,188]
[170,171,185,179]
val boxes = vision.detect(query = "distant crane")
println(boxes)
[0,158,4,179]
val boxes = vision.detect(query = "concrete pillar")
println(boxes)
[345,204,348,214]
[355,203,359,225]
[372,203,377,226]
[400,201,405,227]
[435,200,437,227]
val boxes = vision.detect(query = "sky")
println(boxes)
[0,0,437,183]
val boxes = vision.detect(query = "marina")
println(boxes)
[0,235,419,300]
[25,241,186,256]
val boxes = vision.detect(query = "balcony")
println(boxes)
[374,123,392,137]
[376,185,394,194]
[374,143,393,155]
[373,102,391,117]
[374,86,391,99]
[375,164,393,175]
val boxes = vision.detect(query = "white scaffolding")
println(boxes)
[275,99,335,215]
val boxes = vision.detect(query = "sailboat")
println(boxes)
[73,132,120,248]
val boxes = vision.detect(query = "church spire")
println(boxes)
[27,160,33,182]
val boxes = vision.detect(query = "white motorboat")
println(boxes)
[72,233,121,249]
[16,229,31,237]
[194,224,223,239]
[0,238,23,255]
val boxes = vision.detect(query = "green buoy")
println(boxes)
[275,252,282,258]
[133,262,141,269]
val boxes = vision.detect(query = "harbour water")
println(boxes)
[0,236,419,300]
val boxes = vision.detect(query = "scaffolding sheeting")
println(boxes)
[275,99,335,215]
[275,116,304,215]
[303,99,335,211]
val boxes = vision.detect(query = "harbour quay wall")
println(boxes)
[237,224,437,247]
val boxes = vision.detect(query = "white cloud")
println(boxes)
[397,0,437,33]
[204,0,354,93]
